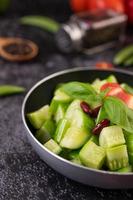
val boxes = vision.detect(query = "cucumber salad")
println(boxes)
[27,75,133,172]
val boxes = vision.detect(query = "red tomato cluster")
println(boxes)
[70,0,133,23]
[101,82,133,109]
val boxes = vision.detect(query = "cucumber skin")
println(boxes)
[65,100,94,130]
[54,118,70,143]
[114,45,133,65]
[79,141,105,169]
[116,165,132,173]
[44,139,62,155]
[27,105,50,129]
[36,119,55,144]
[60,127,90,150]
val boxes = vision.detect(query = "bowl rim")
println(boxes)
[22,67,133,176]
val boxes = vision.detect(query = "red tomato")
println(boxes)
[87,0,106,11]
[96,62,114,70]
[101,83,121,92]
[124,0,133,23]
[106,0,125,13]
[101,82,133,109]
[70,0,87,12]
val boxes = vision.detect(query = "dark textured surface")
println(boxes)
[0,0,133,199]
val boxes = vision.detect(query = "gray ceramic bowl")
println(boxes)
[22,67,133,189]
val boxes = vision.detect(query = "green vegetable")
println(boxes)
[44,139,62,154]
[124,56,133,67]
[106,75,118,83]
[36,119,55,144]
[60,81,102,107]
[0,0,10,13]
[99,126,125,148]
[0,85,25,96]
[79,141,105,169]
[121,83,133,95]
[114,45,133,65]
[103,97,133,133]
[65,100,94,130]
[106,145,129,171]
[54,118,70,143]
[20,15,60,33]
[54,104,68,124]
[27,105,50,129]
[96,107,108,124]
[116,165,132,173]
[69,150,82,165]
[60,127,90,149]
[89,135,99,145]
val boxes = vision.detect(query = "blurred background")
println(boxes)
[0,0,132,73]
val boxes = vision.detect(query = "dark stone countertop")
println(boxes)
[0,1,133,199]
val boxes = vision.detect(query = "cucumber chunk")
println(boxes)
[107,75,118,83]
[44,139,62,154]
[124,131,133,152]
[92,79,107,93]
[54,118,70,143]
[69,150,81,165]
[128,152,133,165]
[99,126,125,148]
[60,127,90,149]
[116,165,132,173]
[54,89,71,102]
[65,100,94,130]
[106,145,129,171]
[79,141,105,169]
[36,119,55,144]
[54,104,68,124]
[27,105,50,129]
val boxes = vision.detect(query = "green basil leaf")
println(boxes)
[104,96,133,133]
[60,82,96,97]
[60,82,101,107]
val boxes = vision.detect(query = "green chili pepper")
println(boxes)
[0,85,25,96]
[114,45,133,65]
[20,15,60,33]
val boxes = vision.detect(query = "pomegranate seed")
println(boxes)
[92,119,110,135]
[80,101,92,115]
[90,106,101,118]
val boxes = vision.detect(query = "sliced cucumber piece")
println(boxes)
[107,75,118,83]
[99,126,125,148]
[69,150,80,160]
[69,150,81,165]
[54,104,68,124]
[36,119,55,144]
[92,79,107,93]
[79,141,105,169]
[54,118,70,143]
[54,89,71,102]
[128,152,133,165]
[27,105,50,129]
[116,165,132,173]
[44,139,62,154]
[60,127,90,149]
[71,158,82,165]
[65,100,94,130]
[96,106,108,124]
[106,145,129,171]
